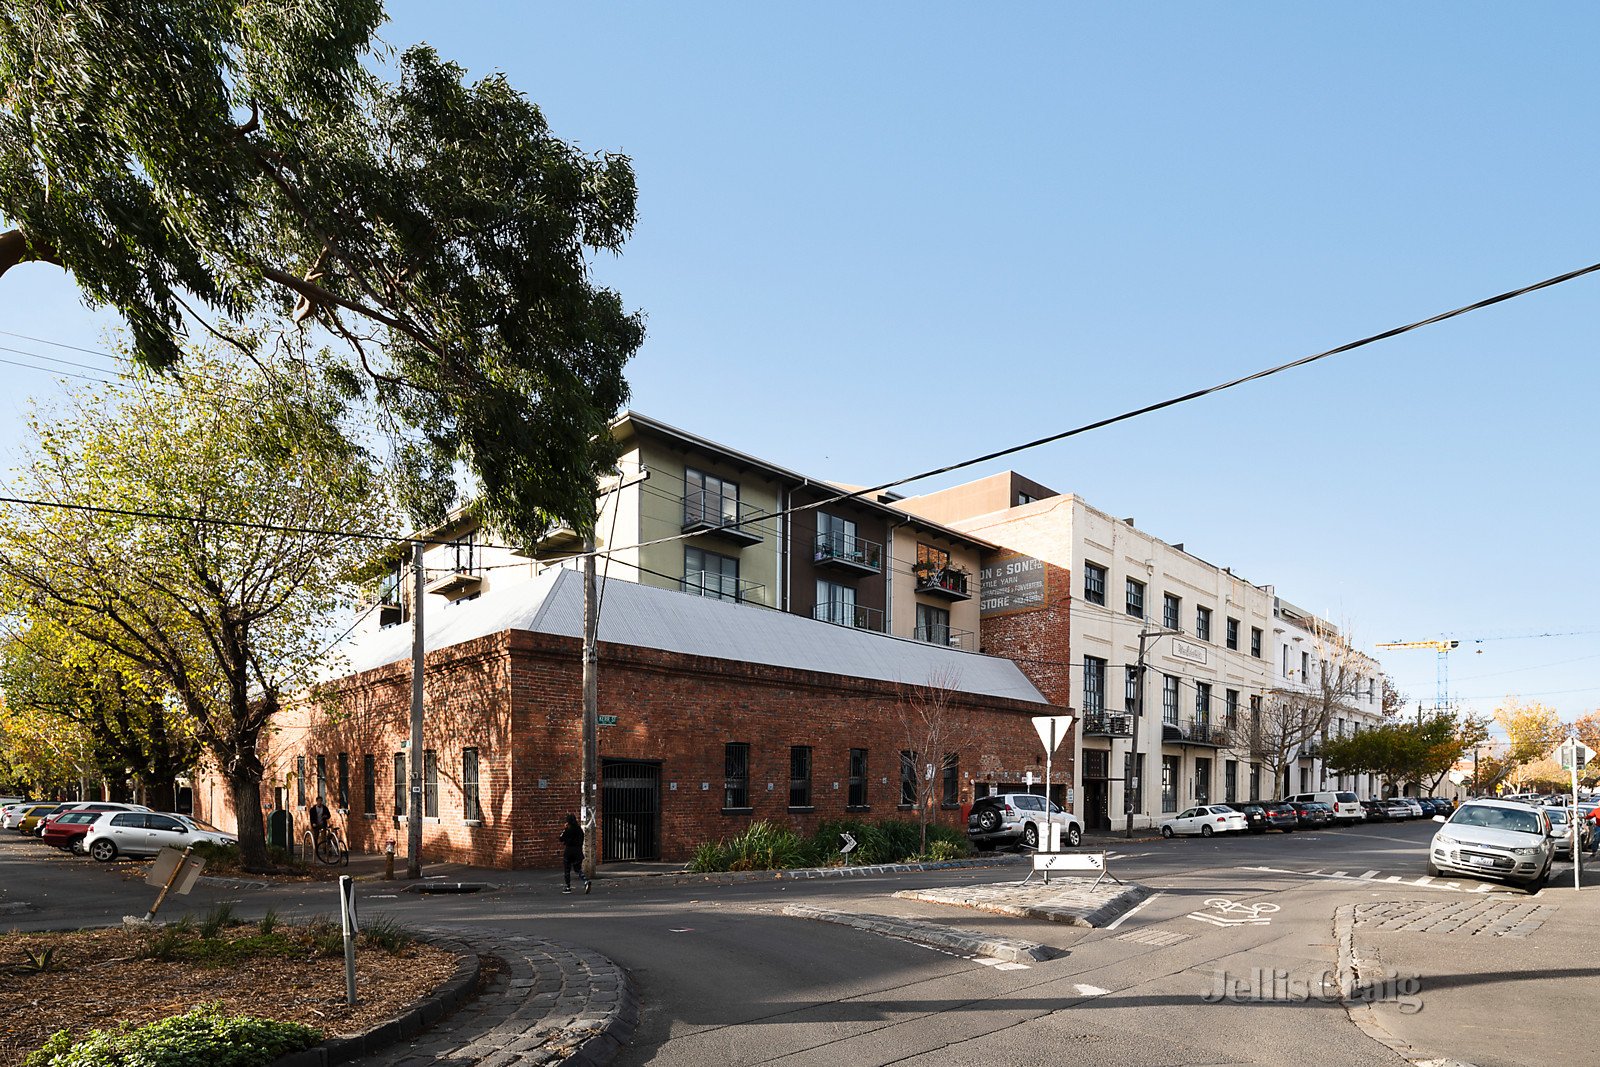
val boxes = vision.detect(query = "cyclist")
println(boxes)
[308,796,331,852]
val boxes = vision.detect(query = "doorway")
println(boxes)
[600,759,661,862]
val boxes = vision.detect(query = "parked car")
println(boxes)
[1287,800,1335,828]
[41,811,106,853]
[85,811,215,861]
[1286,790,1364,824]
[38,802,151,835]
[1239,799,1298,832]
[1544,807,1591,858]
[16,803,64,834]
[1161,804,1249,838]
[174,814,239,848]
[2,800,41,829]
[1359,799,1394,822]
[1428,798,1554,890]
[1401,798,1425,818]
[967,793,1084,850]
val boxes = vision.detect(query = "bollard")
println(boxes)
[384,838,395,881]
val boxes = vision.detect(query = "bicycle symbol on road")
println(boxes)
[1188,898,1281,927]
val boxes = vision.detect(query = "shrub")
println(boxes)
[924,838,967,862]
[357,914,416,954]
[685,818,972,872]
[685,840,730,873]
[136,927,187,962]
[23,1004,320,1067]
[198,903,237,940]
[303,916,344,958]
[189,840,242,872]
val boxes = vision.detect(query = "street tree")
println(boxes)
[895,669,971,856]
[0,1,642,539]
[0,349,396,867]
[1381,674,1406,719]
[1240,617,1369,795]
[1492,699,1565,791]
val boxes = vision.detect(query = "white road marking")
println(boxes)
[1360,870,1379,879]
[1074,983,1111,996]
[1385,875,1403,882]
[1103,892,1161,931]
[995,962,1030,971]
[1332,871,1348,877]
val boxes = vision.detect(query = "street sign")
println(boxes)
[1557,739,1594,771]
[1032,715,1074,754]
[1033,851,1105,873]
[598,714,618,727]
[839,832,858,855]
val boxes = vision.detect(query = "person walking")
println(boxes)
[560,813,590,894]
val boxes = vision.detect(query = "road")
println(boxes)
[1,820,1584,1065]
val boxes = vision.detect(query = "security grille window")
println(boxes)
[1162,675,1179,725]
[1224,760,1238,803]
[1125,666,1140,713]
[1250,626,1263,658]
[1195,757,1211,804]
[685,468,739,526]
[1226,617,1239,650]
[899,750,917,807]
[1161,755,1179,812]
[788,746,812,809]
[423,749,439,818]
[685,546,741,601]
[1124,752,1144,811]
[1196,606,1212,642]
[1083,656,1107,715]
[337,753,350,809]
[1126,578,1145,618]
[816,578,857,626]
[1195,682,1211,725]
[362,755,376,816]
[1163,593,1181,631]
[724,742,750,810]
[848,748,868,808]
[316,755,328,803]
[1083,561,1106,605]
[296,756,307,807]
[462,747,481,822]
[1225,689,1239,729]
[393,753,406,816]
[915,602,950,645]
[941,754,959,807]
[1249,763,1261,799]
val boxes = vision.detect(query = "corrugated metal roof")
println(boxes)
[335,568,1048,705]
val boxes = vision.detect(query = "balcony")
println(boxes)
[1163,718,1231,747]
[1082,711,1134,737]
[913,565,971,601]
[425,567,483,598]
[681,571,768,606]
[530,519,583,560]
[913,625,976,651]
[812,602,885,633]
[682,491,765,546]
[813,532,883,576]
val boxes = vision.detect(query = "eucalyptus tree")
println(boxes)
[0,350,397,866]
[0,1,642,537]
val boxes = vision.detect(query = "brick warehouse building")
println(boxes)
[196,568,1060,868]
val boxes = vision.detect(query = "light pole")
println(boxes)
[1126,625,1182,839]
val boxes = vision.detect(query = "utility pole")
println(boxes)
[580,537,599,880]
[407,540,424,879]
[1126,626,1180,839]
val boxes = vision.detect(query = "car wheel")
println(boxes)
[89,838,118,862]
[1425,859,1440,878]
[1021,823,1039,849]
[1161,825,1174,838]
[1282,827,1294,833]
[1201,825,1214,837]
[977,808,1002,833]
[70,839,85,856]
[1066,825,1082,847]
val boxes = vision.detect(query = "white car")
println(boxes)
[1161,804,1249,838]
[967,793,1085,849]
[175,814,239,847]
[1,801,39,830]
[1428,799,1554,890]
[85,811,212,861]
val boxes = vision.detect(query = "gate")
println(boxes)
[601,759,661,862]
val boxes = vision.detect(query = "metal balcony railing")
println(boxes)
[1180,718,1231,747]
[812,602,885,633]
[913,566,970,600]
[912,625,976,650]
[1082,711,1135,737]
[813,532,883,575]
[681,571,767,605]
[682,490,765,545]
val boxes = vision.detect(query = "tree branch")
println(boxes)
[0,229,61,280]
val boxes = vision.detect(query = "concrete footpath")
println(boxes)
[1338,881,1600,1067]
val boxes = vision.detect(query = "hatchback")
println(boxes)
[15,803,64,834]
[1161,804,1249,837]
[85,811,207,861]
[967,793,1084,849]
[1288,801,1335,828]
[41,811,105,853]
[1429,799,1554,890]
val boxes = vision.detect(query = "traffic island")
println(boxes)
[782,904,1065,963]
[892,876,1151,927]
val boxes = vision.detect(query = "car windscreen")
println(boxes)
[1449,805,1543,835]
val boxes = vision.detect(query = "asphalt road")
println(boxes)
[2,819,1584,1065]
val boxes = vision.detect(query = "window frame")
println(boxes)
[422,748,439,819]
[941,754,960,808]
[1162,674,1179,725]
[1226,617,1240,651]
[393,753,407,817]
[724,742,751,811]
[1083,561,1107,606]
[362,754,376,817]
[848,748,869,809]
[1083,655,1107,715]
[462,746,481,823]
[788,745,813,810]
[337,752,350,810]
[899,749,917,808]
[1125,577,1145,618]
[1162,593,1181,632]
[1250,626,1263,658]
[1195,606,1212,642]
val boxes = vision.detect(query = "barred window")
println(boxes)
[788,746,812,809]
[724,742,750,809]
[899,750,917,807]
[941,754,959,807]
[337,753,350,809]
[1162,675,1179,725]
[393,753,407,817]
[462,747,481,822]
[848,748,868,808]
[423,749,439,818]
[362,755,376,816]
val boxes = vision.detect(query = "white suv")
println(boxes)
[1428,799,1554,890]
[1287,790,1365,823]
[967,793,1084,849]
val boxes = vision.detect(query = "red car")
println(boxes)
[41,810,107,853]
[37,802,149,836]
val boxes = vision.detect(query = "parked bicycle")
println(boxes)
[303,824,349,866]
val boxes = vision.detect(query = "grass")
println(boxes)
[685,818,971,873]
[127,915,417,966]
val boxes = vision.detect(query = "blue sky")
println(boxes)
[3,4,1597,725]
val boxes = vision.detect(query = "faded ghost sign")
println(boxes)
[980,553,1048,617]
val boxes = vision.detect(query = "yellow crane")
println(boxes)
[1374,639,1460,712]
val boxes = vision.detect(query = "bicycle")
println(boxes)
[303,824,349,866]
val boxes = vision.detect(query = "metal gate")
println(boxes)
[601,759,661,862]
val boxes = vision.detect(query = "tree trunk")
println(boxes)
[228,773,268,869]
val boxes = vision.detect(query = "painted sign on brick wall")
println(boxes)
[980,553,1048,617]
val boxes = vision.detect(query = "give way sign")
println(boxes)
[1032,715,1074,755]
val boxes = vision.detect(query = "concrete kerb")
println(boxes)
[660,853,1028,887]
[782,903,1062,963]
[892,878,1152,928]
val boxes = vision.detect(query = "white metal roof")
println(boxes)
[334,568,1048,705]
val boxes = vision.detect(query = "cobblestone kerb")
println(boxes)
[665,854,1025,887]
[781,903,1061,963]
[892,876,1151,928]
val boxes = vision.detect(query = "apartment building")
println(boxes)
[1271,598,1386,799]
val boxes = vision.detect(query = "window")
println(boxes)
[816,512,857,557]
[1250,693,1262,723]
[1196,606,1212,642]
[1195,757,1211,805]
[816,579,857,626]
[685,467,739,526]
[1301,650,1311,682]
[1162,675,1179,725]
[1226,617,1240,651]
[394,753,407,817]
[1163,593,1180,631]
[296,756,306,807]
[362,755,376,816]
[337,753,350,810]
[450,531,479,576]
[1161,755,1179,812]
[915,602,950,645]
[1224,760,1238,803]
[941,754,959,807]
[1367,677,1376,702]
[1125,665,1140,713]
[1195,682,1211,725]
[685,546,740,601]
[1126,577,1145,618]
[1250,626,1263,658]
[1299,767,1312,793]
[1124,752,1144,811]
[848,748,868,808]
[899,750,917,807]
[1249,763,1261,800]
[1283,645,1291,676]
[462,747,481,822]
[1083,656,1107,715]
[788,746,812,809]
[724,742,750,809]
[1224,689,1239,729]
[1083,562,1106,605]
[916,544,951,569]
[1016,491,1037,506]
[422,749,439,818]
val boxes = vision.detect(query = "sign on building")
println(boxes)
[1171,638,1208,666]
[980,553,1048,618]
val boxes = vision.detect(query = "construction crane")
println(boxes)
[1374,639,1460,713]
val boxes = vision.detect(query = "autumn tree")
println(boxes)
[0,1,642,539]
[1491,699,1566,791]
[895,670,976,856]
[0,348,395,867]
